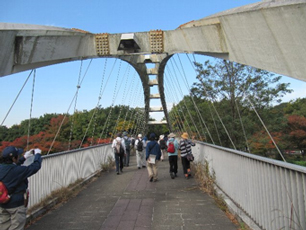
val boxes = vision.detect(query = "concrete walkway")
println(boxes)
[26,155,238,230]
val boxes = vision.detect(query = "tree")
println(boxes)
[287,115,306,150]
[190,59,292,149]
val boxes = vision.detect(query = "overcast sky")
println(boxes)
[1,0,305,128]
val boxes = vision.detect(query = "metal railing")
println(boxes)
[193,142,306,230]
[27,144,113,209]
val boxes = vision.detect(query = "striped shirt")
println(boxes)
[179,139,195,157]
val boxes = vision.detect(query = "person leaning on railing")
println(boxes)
[0,146,42,230]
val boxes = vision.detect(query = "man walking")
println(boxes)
[135,134,144,169]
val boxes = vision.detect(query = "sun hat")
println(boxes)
[168,133,176,138]
[2,146,23,158]
[159,135,164,140]
[181,132,189,139]
[138,134,142,138]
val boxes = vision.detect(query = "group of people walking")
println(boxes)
[112,131,195,182]
[0,131,195,229]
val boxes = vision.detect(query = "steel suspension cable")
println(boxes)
[80,58,109,147]
[95,59,119,142]
[185,54,216,144]
[169,58,200,139]
[121,71,137,131]
[27,69,36,150]
[48,59,93,154]
[172,55,202,139]
[246,94,286,162]
[167,61,194,136]
[98,59,122,141]
[197,74,236,149]
[191,54,232,148]
[1,70,34,126]
[90,58,108,146]
[165,66,193,135]
[131,88,145,136]
[165,67,191,135]
[235,99,250,153]
[111,64,131,136]
[164,75,186,135]
[68,60,83,150]
[127,79,142,135]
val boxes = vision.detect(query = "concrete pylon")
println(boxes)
[119,54,173,133]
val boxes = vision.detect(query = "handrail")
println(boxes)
[193,141,306,230]
[27,144,113,209]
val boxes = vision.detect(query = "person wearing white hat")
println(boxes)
[134,134,145,169]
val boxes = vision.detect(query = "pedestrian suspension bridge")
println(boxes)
[1,1,306,230]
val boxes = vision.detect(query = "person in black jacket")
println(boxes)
[0,146,42,230]
[145,133,161,182]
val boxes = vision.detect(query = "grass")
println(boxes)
[101,155,115,172]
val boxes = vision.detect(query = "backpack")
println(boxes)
[167,141,175,153]
[115,140,124,155]
[159,139,166,150]
[125,138,131,150]
[131,139,135,147]
[0,181,10,204]
[137,139,143,151]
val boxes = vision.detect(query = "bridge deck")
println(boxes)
[26,155,238,230]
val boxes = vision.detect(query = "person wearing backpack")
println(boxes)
[0,146,42,230]
[179,132,196,179]
[134,134,145,169]
[145,133,161,182]
[158,135,167,161]
[112,134,126,175]
[166,133,179,179]
[142,136,148,168]
[122,132,131,167]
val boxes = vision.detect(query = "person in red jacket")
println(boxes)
[0,146,42,230]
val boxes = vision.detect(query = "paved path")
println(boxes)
[26,155,238,230]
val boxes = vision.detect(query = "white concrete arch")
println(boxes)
[1,0,305,130]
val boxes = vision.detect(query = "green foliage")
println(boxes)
[169,59,306,165]
[0,106,145,154]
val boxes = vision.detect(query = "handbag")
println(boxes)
[186,153,194,162]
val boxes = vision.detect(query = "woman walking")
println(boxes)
[145,133,161,182]
[166,133,179,179]
[179,132,195,179]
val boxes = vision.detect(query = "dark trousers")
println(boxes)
[168,155,178,174]
[114,153,124,172]
[124,149,130,166]
[181,156,190,174]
